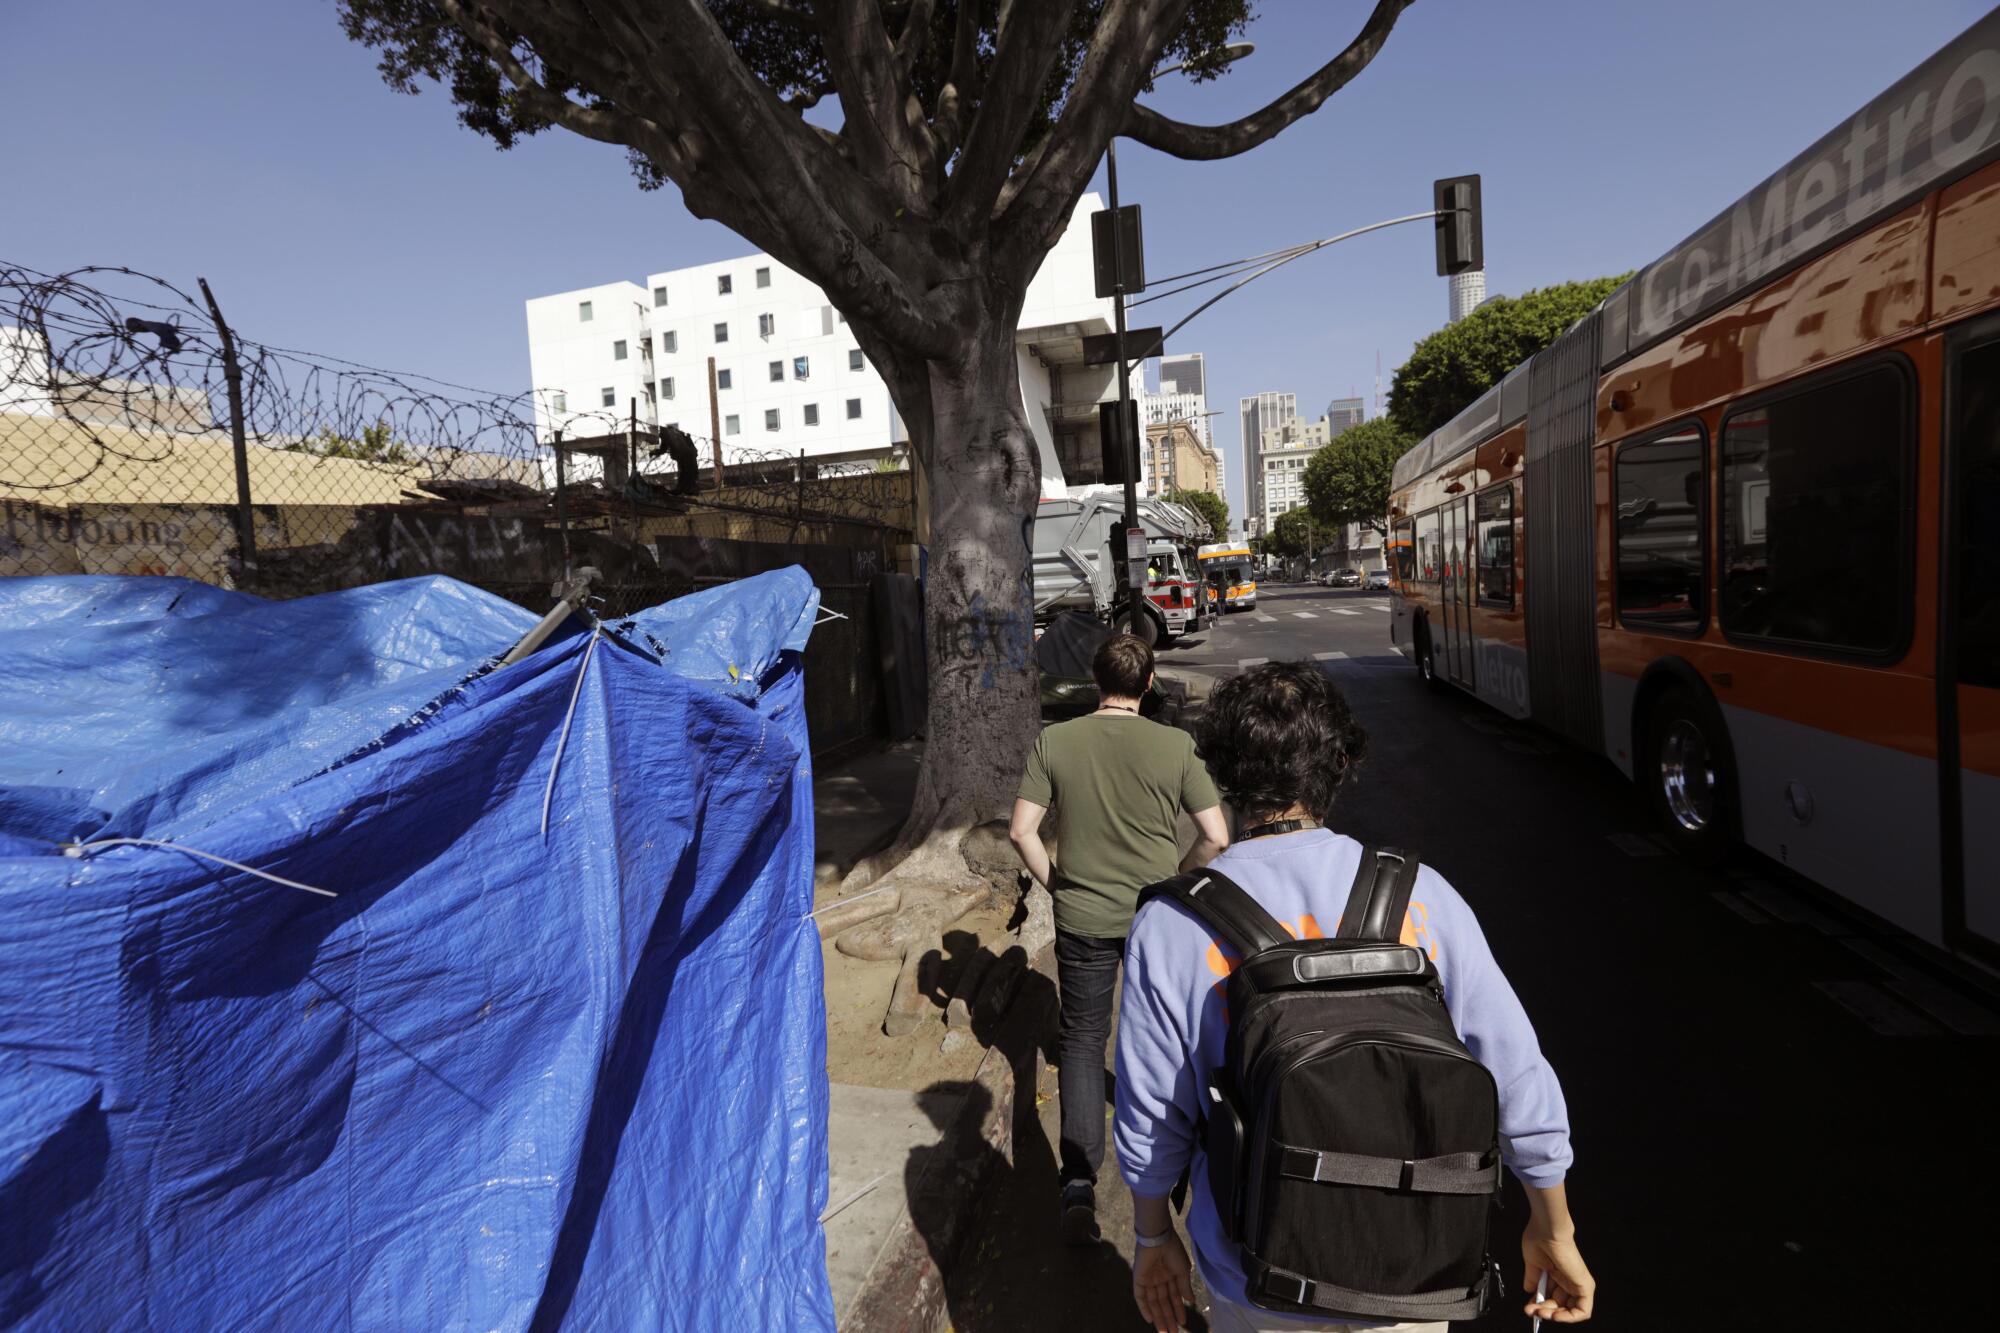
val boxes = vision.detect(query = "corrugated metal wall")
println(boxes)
[1525,311,1604,752]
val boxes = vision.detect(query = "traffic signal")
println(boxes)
[1433,175,1483,276]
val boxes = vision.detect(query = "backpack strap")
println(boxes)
[1336,845,1420,943]
[1137,868,1290,958]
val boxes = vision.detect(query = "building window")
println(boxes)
[765,408,780,431]
[794,356,810,380]
[551,391,567,414]
[849,349,864,372]
[643,382,655,404]
[1720,360,1912,656]
[804,404,819,426]
[613,340,628,361]
[714,322,729,344]
[718,274,732,295]
[1475,483,1516,608]
[755,266,771,288]
[661,331,677,353]
[846,398,862,420]
[578,300,593,322]
[758,312,775,338]
[652,285,668,307]
[1616,424,1706,631]
[770,360,784,382]
[717,369,732,390]
[601,387,615,408]
[660,377,674,400]
[725,413,740,435]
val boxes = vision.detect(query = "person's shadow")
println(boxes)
[903,937,1208,1331]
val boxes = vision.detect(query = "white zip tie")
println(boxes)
[812,607,849,626]
[807,882,897,917]
[541,625,604,839]
[818,1169,891,1224]
[63,837,337,899]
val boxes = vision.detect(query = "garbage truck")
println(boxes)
[1030,487,1211,645]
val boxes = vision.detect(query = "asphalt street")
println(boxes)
[941,580,1998,1331]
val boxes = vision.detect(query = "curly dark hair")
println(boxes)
[1195,660,1369,823]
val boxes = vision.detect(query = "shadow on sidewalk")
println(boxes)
[903,950,1209,1333]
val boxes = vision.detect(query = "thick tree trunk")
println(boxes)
[842,318,1042,893]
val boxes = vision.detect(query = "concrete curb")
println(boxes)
[840,988,1044,1333]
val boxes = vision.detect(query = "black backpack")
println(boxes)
[1138,846,1504,1322]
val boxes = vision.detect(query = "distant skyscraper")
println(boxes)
[1449,269,1487,323]
[1239,390,1297,537]
[1143,352,1223,501]
[1325,396,1365,436]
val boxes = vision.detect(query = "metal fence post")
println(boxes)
[552,428,570,580]
[197,277,255,575]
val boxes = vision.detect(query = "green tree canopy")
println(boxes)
[1268,507,1321,559]
[1166,486,1228,541]
[1303,416,1411,539]
[285,421,410,465]
[1386,274,1630,438]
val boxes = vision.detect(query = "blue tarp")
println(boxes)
[0,571,834,1331]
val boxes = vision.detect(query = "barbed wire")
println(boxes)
[0,261,914,526]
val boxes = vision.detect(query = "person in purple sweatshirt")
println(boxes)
[1113,661,1596,1332]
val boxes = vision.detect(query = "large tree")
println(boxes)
[1386,273,1629,438]
[338,0,1418,898]
[1267,506,1319,560]
[1302,415,1408,540]
[1166,485,1228,541]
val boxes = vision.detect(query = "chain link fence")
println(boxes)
[1,262,916,755]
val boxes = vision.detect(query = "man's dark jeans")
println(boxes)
[1054,928,1127,1189]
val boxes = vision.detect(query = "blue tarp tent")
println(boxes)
[0,570,835,1331]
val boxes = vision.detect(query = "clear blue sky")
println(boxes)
[3,1,1988,527]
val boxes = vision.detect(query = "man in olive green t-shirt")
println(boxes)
[1008,633,1228,1244]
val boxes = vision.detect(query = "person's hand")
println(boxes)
[1132,1233,1194,1332]
[1523,1224,1595,1323]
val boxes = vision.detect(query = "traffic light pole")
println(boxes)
[1107,140,1141,620]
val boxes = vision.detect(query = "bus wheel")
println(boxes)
[1415,622,1443,692]
[1644,688,1735,866]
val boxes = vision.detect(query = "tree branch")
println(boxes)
[434,0,677,159]
[894,0,938,77]
[819,0,933,202]
[941,0,1082,236]
[1123,0,1414,160]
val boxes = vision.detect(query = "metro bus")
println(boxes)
[1197,542,1257,611]
[1387,9,2000,963]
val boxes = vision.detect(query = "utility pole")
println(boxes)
[707,355,725,492]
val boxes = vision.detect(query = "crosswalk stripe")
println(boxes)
[1237,657,1268,668]
[1332,609,1362,616]
[1312,650,1348,661]
[1367,603,1391,612]
[1292,611,1317,619]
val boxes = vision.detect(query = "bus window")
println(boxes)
[1392,520,1416,581]
[1475,484,1514,607]
[1415,509,1441,582]
[1720,362,1910,656]
[1959,342,2000,688]
[1615,425,1706,630]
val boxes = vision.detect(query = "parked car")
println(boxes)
[1329,568,1362,588]
[1364,568,1392,590]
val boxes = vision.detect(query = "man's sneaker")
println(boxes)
[1059,1180,1100,1246]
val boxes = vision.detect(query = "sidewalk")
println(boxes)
[812,731,1212,1333]
[815,740,1043,1332]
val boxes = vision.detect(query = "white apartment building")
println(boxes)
[1259,416,1332,534]
[1238,389,1296,536]
[525,196,1119,498]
